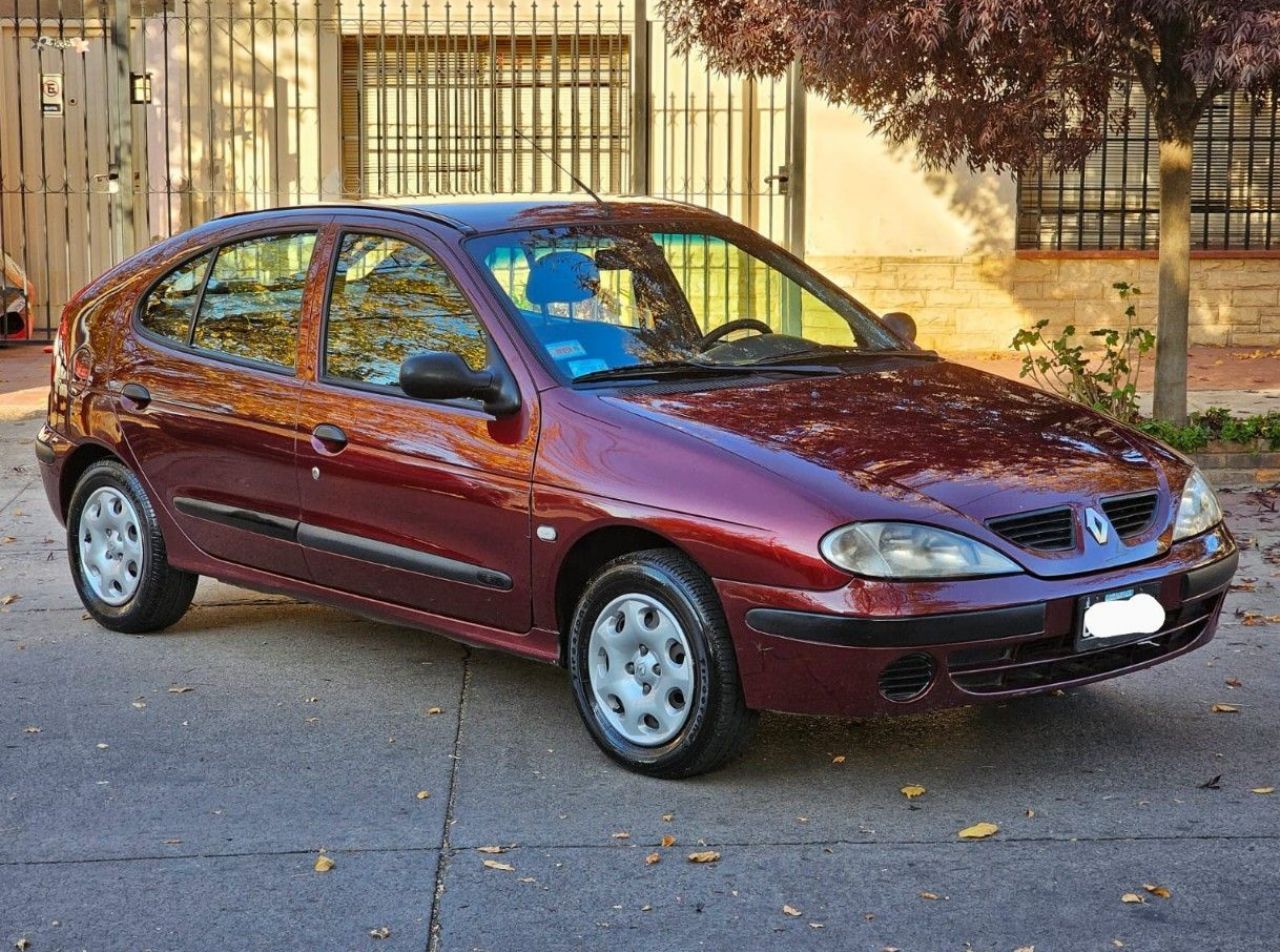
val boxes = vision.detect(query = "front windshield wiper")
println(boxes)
[573,359,838,385]
[744,347,939,366]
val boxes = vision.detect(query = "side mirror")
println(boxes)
[882,311,917,344]
[399,352,520,417]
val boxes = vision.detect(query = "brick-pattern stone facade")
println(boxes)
[1193,440,1280,489]
[810,253,1280,354]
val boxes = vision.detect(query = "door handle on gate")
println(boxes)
[311,423,348,453]
[120,383,151,409]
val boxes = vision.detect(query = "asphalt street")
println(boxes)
[1,416,1277,952]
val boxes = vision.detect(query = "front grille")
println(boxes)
[878,653,936,702]
[986,507,1076,552]
[1102,491,1159,539]
[947,593,1222,694]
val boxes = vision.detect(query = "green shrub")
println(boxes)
[1010,282,1155,424]
[1138,408,1280,453]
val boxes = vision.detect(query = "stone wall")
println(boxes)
[810,253,1280,354]
[1192,440,1280,489]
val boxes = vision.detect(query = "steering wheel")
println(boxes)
[696,318,774,352]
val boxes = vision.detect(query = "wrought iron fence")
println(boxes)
[0,0,796,342]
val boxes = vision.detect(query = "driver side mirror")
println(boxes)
[882,311,917,344]
[399,352,521,417]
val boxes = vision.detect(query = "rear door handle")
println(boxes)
[120,383,151,409]
[311,423,348,453]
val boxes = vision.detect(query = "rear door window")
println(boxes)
[323,233,488,389]
[191,232,316,369]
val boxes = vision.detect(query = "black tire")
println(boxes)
[67,459,198,633]
[567,548,757,778]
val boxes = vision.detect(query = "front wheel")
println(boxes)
[567,549,756,778]
[67,459,198,633]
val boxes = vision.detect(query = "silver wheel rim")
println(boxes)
[587,593,696,746]
[77,486,144,606]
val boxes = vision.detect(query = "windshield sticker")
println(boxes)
[547,340,587,360]
[568,358,609,377]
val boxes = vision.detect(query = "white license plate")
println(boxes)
[1079,585,1166,644]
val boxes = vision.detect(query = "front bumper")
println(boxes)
[716,527,1239,718]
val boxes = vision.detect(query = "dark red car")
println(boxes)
[35,198,1238,777]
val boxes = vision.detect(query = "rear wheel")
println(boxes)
[68,459,197,633]
[568,549,756,778]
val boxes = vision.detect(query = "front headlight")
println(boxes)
[819,522,1022,580]
[1173,468,1223,541]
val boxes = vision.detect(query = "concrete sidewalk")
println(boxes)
[2,414,1279,951]
[4,342,1278,422]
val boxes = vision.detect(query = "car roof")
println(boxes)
[211,194,732,236]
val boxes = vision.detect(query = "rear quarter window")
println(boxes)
[139,251,214,342]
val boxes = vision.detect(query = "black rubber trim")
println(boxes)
[34,438,56,464]
[174,496,299,541]
[296,522,513,591]
[1183,549,1240,601]
[745,602,1047,647]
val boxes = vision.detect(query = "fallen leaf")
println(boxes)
[15,939,30,951]
[369,927,391,939]
[1025,808,1036,818]
[482,859,515,872]
[518,876,536,883]
[22,726,40,734]
[687,850,720,864]
[1199,774,1223,790]
[1211,703,1241,713]
[831,755,846,765]
[163,838,181,845]
[415,790,431,800]
[660,835,676,848]
[168,686,193,694]
[611,832,630,840]
[782,904,802,917]
[640,904,652,912]
[1,536,15,544]
[918,891,942,901]
[1014,947,1035,952]
[314,854,335,873]
[660,813,674,822]
[1121,892,1145,904]
[131,701,147,710]
[1251,787,1275,795]
[426,706,443,715]
[96,743,109,750]
[957,821,999,839]
[1225,677,1243,688]
[304,696,318,703]
[1142,883,1172,899]
[809,922,824,929]
[645,852,660,865]
[1,594,20,606]
[900,785,926,799]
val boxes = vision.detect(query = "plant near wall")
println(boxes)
[661,0,1280,424]
[1139,407,1280,452]
[1011,283,1155,424]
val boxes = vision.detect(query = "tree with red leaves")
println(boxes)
[662,0,1280,423]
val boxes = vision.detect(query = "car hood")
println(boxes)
[606,360,1180,573]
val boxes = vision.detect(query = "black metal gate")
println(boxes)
[0,0,800,342]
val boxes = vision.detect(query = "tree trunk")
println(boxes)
[1153,136,1192,424]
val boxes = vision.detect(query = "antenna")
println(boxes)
[512,127,605,206]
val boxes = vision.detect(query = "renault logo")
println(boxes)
[1084,507,1109,545]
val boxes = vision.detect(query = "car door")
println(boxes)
[294,220,537,631]
[114,223,332,579]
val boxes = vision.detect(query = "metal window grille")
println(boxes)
[340,32,630,197]
[1018,82,1280,250]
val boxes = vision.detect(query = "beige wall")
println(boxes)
[803,96,1279,353]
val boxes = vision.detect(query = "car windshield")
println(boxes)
[466,225,910,382]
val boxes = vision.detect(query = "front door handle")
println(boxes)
[120,382,151,409]
[311,423,348,453]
